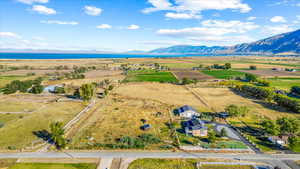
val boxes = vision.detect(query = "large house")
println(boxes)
[183,119,208,137]
[175,105,200,119]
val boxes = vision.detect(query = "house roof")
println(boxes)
[184,119,207,130]
[178,105,198,113]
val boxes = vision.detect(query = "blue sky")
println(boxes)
[1,0,300,52]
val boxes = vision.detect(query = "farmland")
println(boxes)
[172,71,215,81]
[202,70,246,79]
[124,70,178,83]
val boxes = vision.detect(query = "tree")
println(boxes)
[54,87,65,94]
[50,122,66,149]
[181,77,190,85]
[225,105,248,117]
[220,128,227,137]
[108,85,114,91]
[224,63,231,70]
[288,136,300,152]
[276,117,299,136]
[249,65,257,70]
[261,119,279,136]
[78,83,95,101]
[208,130,217,144]
[245,73,257,82]
[29,84,44,94]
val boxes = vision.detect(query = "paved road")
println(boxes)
[0,152,299,161]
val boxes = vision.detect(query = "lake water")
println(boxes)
[0,53,224,59]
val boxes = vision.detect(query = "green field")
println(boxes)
[8,163,97,169]
[202,70,246,79]
[268,77,300,90]
[128,159,254,169]
[124,70,178,83]
[0,75,30,88]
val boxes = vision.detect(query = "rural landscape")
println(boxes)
[2,0,300,168]
[0,56,300,169]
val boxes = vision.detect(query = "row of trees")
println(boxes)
[210,63,232,70]
[235,84,300,113]
[2,77,44,94]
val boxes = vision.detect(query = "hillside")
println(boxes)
[149,29,300,55]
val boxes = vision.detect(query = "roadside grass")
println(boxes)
[124,70,178,83]
[202,70,246,79]
[9,163,97,169]
[200,165,254,169]
[128,159,197,169]
[0,100,85,149]
[0,159,17,168]
[128,159,254,169]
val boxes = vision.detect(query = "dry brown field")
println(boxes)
[192,87,300,120]
[172,71,215,80]
[84,70,122,78]
[0,69,72,76]
[71,93,173,149]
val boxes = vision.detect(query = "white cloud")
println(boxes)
[143,0,251,19]
[127,24,140,30]
[142,0,173,13]
[32,5,56,15]
[96,24,112,29]
[17,0,48,5]
[156,19,259,45]
[297,3,300,7]
[247,16,256,21]
[41,20,79,25]
[201,20,259,33]
[165,12,201,19]
[84,6,102,16]
[264,25,293,35]
[270,16,286,23]
[0,32,22,39]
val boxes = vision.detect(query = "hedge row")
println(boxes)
[234,84,300,114]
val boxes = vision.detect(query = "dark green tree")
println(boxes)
[288,136,300,152]
[276,117,299,136]
[208,130,217,144]
[78,83,95,101]
[224,63,231,70]
[261,119,279,136]
[50,122,66,149]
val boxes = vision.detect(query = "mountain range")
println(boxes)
[150,29,300,55]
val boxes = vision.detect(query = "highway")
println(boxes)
[0,152,299,160]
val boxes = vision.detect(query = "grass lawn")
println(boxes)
[202,70,246,79]
[267,77,300,90]
[9,163,97,169]
[124,70,178,83]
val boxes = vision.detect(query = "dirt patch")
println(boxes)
[240,69,300,77]
[84,70,122,78]
[114,83,209,111]
[173,71,215,80]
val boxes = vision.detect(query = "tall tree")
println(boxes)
[50,122,66,149]
[276,117,299,136]
[78,83,95,101]
[261,119,279,136]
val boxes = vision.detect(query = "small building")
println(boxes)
[268,136,289,146]
[183,119,208,137]
[175,105,200,119]
[140,124,151,131]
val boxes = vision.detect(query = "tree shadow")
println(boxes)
[33,130,53,144]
